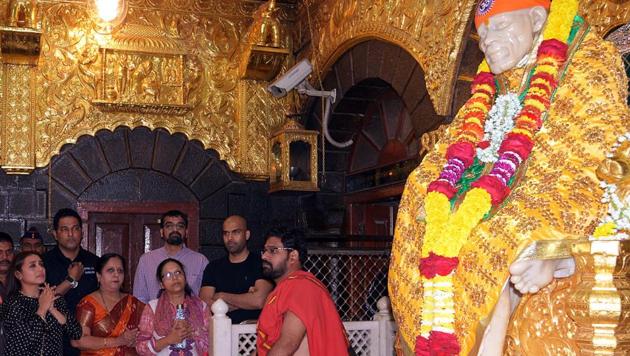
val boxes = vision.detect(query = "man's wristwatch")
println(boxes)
[65,275,79,289]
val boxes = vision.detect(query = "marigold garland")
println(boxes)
[416,0,579,354]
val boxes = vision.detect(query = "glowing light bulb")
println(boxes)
[95,0,120,22]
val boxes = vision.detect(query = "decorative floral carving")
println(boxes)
[295,0,476,116]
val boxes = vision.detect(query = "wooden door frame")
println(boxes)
[77,201,200,252]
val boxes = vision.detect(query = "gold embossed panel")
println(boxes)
[2,0,628,177]
[294,0,477,116]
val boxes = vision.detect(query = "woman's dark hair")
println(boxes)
[155,258,192,298]
[96,253,128,292]
[264,227,308,265]
[6,251,43,297]
[96,253,126,274]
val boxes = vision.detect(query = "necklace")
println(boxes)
[98,289,122,313]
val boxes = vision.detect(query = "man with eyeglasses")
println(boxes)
[43,207,99,356]
[256,227,351,356]
[200,215,272,323]
[133,210,208,303]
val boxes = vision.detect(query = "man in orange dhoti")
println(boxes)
[389,0,630,354]
[256,228,350,356]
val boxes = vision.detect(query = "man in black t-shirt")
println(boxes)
[200,215,272,323]
[43,208,98,356]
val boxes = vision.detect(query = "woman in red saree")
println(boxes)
[72,253,145,355]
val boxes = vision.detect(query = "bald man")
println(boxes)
[200,215,273,323]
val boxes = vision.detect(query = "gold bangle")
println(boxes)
[103,338,108,348]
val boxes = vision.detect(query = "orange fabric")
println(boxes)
[76,294,144,356]
[256,270,350,356]
[475,0,550,28]
[110,296,134,338]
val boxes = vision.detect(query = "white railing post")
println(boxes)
[374,296,395,356]
[212,299,232,356]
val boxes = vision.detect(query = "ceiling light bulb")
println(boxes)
[95,0,120,22]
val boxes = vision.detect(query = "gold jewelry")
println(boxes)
[98,290,122,313]
[103,337,108,348]
[99,290,111,313]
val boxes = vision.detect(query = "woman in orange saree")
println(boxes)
[72,253,145,356]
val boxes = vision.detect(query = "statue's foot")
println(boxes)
[508,259,557,294]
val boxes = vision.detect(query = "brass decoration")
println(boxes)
[568,239,630,355]
[0,26,42,66]
[240,0,290,81]
[1,0,42,66]
[238,79,289,179]
[505,276,580,355]
[268,119,318,193]
[295,0,477,116]
[0,0,41,173]
[597,140,630,200]
[419,124,446,156]
[7,0,37,29]
[506,239,630,355]
[4,0,600,178]
[6,0,626,178]
[579,1,630,37]
[93,23,190,114]
[1,65,36,174]
[3,0,297,177]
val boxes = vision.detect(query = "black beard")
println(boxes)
[262,261,286,280]
[167,233,183,245]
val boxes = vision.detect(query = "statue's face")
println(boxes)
[477,9,538,74]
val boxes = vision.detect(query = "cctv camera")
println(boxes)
[268,59,313,98]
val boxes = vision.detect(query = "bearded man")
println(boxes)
[256,228,350,355]
[389,0,629,354]
[133,210,208,302]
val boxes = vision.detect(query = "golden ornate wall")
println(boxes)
[1,0,629,179]
[293,0,477,117]
[580,0,630,36]
[0,0,295,178]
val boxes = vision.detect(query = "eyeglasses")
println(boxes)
[163,223,186,230]
[161,270,184,280]
[260,247,294,256]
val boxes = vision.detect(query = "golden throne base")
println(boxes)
[506,239,630,355]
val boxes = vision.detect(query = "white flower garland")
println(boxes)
[476,93,521,163]
[599,182,630,233]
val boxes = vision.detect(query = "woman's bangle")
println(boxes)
[103,337,108,348]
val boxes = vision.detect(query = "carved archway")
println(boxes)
[44,125,294,260]
[302,39,443,235]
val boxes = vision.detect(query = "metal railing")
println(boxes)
[303,248,390,321]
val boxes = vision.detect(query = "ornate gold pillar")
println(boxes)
[0,26,41,174]
[568,239,630,355]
